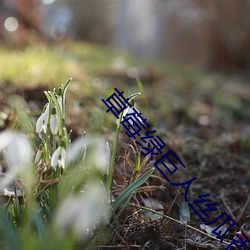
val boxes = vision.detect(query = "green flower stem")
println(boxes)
[63,127,70,150]
[52,134,56,152]
[45,97,53,164]
[61,78,71,127]
[106,113,123,197]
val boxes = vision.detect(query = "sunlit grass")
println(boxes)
[0,42,131,87]
[0,41,207,88]
[0,44,84,86]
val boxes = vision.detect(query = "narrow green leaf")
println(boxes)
[62,78,72,97]
[32,209,45,237]
[0,208,21,250]
[112,192,133,225]
[112,167,154,211]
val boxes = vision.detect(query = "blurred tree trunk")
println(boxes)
[204,0,250,71]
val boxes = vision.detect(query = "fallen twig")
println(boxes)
[129,203,231,246]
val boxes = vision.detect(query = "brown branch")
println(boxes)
[129,203,231,246]
[236,192,250,224]
[220,189,236,220]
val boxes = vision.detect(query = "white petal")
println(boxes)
[51,146,61,168]
[0,130,14,151]
[55,182,109,240]
[36,104,50,134]
[116,107,131,125]
[41,122,48,133]
[5,133,32,170]
[58,148,67,169]
[93,138,110,173]
[35,113,45,133]
[61,148,67,161]
[68,136,110,172]
[43,104,50,118]
[123,106,144,127]
[123,107,131,117]
[0,131,33,190]
[67,136,88,163]
[50,114,59,135]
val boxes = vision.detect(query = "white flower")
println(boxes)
[51,145,67,169]
[0,130,33,190]
[117,105,143,125]
[36,104,50,134]
[67,135,110,173]
[92,137,110,173]
[50,106,60,135]
[54,182,109,240]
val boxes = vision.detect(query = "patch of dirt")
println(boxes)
[2,71,250,249]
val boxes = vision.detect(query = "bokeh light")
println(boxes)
[4,17,19,32]
[50,24,67,40]
[41,0,55,5]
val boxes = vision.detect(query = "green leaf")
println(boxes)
[62,78,72,98]
[0,207,21,250]
[112,192,133,225]
[112,167,154,211]
[32,209,45,237]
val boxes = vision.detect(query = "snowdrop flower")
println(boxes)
[67,136,87,164]
[54,182,109,240]
[67,135,110,173]
[0,130,33,190]
[51,143,67,169]
[50,106,60,135]
[117,105,144,125]
[36,103,50,133]
[91,137,110,173]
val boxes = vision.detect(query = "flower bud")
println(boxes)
[50,106,59,135]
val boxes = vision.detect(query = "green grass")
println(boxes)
[0,45,70,86]
[0,42,131,87]
[0,42,208,87]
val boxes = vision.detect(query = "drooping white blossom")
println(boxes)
[54,182,109,240]
[36,103,50,134]
[50,106,60,135]
[117,105,144,126]
[0,130,33,190]
[67,135,110,173]
[92,137,110,173]
[51,145,67,169]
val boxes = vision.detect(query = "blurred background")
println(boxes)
[1,0,250,72]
